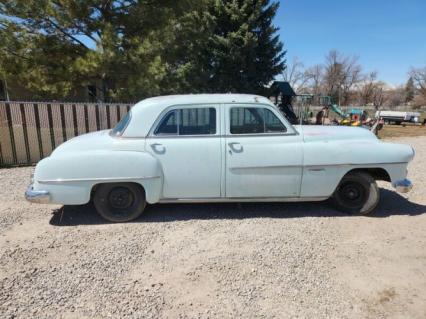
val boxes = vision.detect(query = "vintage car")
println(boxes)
[25,94,414,222]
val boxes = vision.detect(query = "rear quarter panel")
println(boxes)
[34,150,163,205]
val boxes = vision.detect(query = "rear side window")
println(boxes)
[111,112,131,136]
[155,108,216,136]
[230,107,287,134]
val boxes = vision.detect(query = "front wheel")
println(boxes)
[331,172,379,215]
[93,183,146,222]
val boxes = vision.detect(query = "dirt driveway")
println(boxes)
[0,136,425,318]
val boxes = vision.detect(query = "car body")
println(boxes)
[26,94,414,222]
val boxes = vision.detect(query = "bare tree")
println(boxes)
[409,66,426,107]
[323,50,363,105]
[323,50,343,101]
[304,64,323,96]
[358,71,378,105]
[372,81,386,109]
[282,57,310,92]
[385,86,405,109]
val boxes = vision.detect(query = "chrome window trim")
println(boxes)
[153,109,179,136]
[145,132,299,139]
[229,105,288,135]
[225,132,299,138]
[119,102,299,139]
[226,103,299,137]
[149,104,220,138]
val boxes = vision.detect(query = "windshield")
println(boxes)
[110,112,131,136]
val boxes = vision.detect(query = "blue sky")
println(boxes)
[275,0,426,85]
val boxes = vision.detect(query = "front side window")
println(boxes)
[155,107,216,136]
[230,107,287,134]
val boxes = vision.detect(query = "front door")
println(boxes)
[146,105,221,199]
[225,105,303,198]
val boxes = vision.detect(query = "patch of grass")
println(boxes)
[378,124,426,139]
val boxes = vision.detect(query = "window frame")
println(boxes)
[154,109,179,136]
[227,104,296,136]
[110,110,132,137]
[149,104,220,138]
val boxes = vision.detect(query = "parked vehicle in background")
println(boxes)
[376,110,421,125]
[26,94,415,222]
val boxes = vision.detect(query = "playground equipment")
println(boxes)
[269,81,299,124]
[268,82,382,134]
[329,104,363,125]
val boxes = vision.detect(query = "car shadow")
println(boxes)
[49,189,426,226]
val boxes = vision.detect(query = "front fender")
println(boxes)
[301,139,414,197]
[34,150,163,205]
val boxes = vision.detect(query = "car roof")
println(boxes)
[123,94,276,137]
[132,94,273,111]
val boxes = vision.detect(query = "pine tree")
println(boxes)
[0,0,285,100]
[0,0,199,100]
[203,0,285,94]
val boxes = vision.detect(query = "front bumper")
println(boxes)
[25,184,50,204]
[392,178,413,193]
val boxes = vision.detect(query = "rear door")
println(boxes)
[225,104,303,198]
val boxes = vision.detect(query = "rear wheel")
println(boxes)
[331,172,379,215]
[93,183,146,222]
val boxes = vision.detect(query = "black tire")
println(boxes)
[93,183,146,222]
[331,171,379,215]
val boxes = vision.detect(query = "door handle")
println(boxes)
[228,142,243,153]
[150,143,166,154]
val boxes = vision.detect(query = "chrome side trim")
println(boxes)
[392,178,413,193]
[304,162,408,168]
[158,196,328,203]
[308,168,326,172]
[38,176,160,184]
[38,162,407,184]
[25,184,50,204]
[229,162,408,171]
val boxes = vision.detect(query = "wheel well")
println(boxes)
[90,182,146,200]
[345,168,391,182]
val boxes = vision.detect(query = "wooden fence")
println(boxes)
[0,102,132,167]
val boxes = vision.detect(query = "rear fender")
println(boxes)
[34,151,163,205]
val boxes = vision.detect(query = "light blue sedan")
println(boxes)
[26,94,414,222]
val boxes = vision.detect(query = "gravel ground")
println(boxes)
[0,136,425,319]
